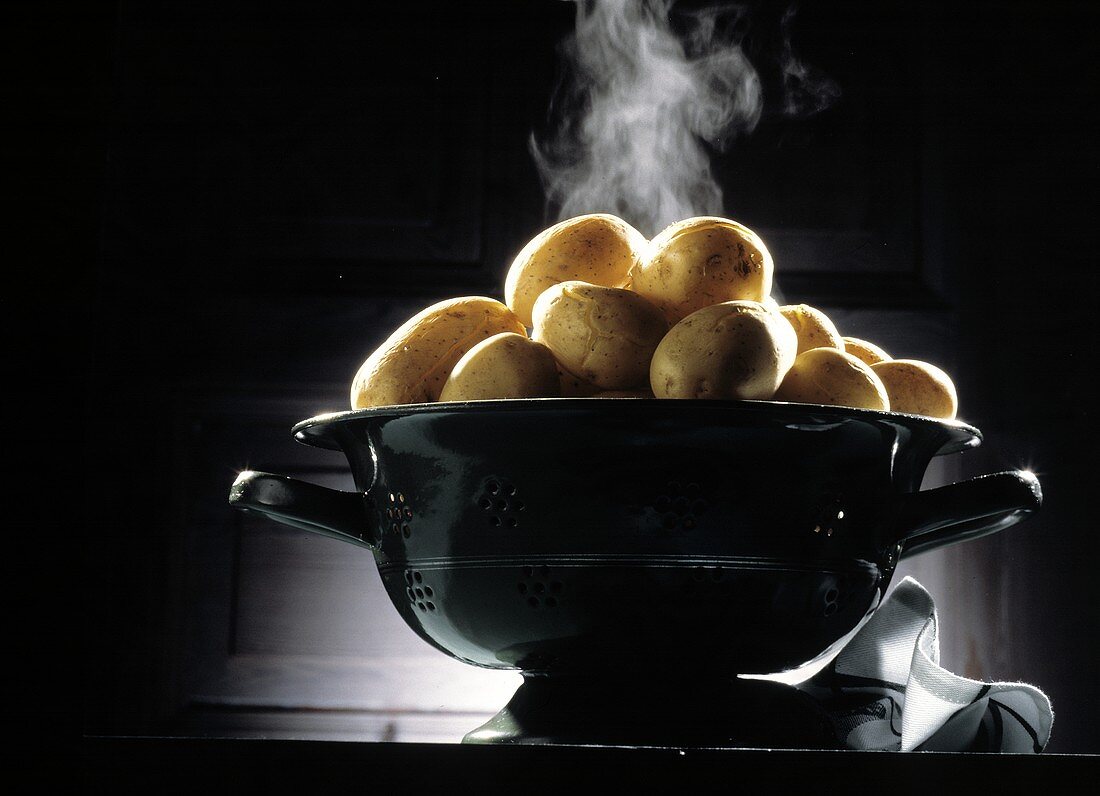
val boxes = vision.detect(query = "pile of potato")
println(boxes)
[350,214,958,419]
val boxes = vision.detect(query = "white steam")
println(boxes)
[779,5,841,117]
[531,0,761,236]
[531,1,840,238]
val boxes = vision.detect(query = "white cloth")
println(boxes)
[795,576,1054,752]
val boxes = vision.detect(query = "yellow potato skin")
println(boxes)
[871,359,958,419]
[629,216,773,325]
[532,281,669,390]
[350,297,527,408]
[780,304,844,355]
[592,388,655,398]
[439,333,561,402]
[504,214,647,328]
[557,362,602,397]
[649,300,797,400]
[843,337,891,367]
[775,347,890,411]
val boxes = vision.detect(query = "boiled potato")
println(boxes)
[593,388,655,398]
[843,337,891,367]
[629,216,773,325]
[532,281,668,390]
[774,347,889,411]
[504,213,647,328]
[650,300,797,400]
[555,361,602,397]
[350,297,526,408]
[872,359,958,419]
[779,304,843,355]
[439,333,560,402]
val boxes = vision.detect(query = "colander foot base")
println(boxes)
[462,673,835,748]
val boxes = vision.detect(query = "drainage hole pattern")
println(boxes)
[404,569,436,612]
[517,565,563,609]
[653,480,708,531]
[479,478,524,528]
[385,491,412,538]
[821,579,852,617]
[810,493,848,539]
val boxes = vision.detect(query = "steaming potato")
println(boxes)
[532,281,668,390]
[871,359,958,419]
[649,300,797,400]
[439,333,561,402]
[629,216,773,325]
[774,347,890,411]
[843,337,891,367]
[504,214,648,328]
[350,297,527,408]
[779,304,844,355]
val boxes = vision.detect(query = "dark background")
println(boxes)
[33,0,1095,752]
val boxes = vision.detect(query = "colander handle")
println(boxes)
[228,470,379,549]
[894,469,1042,559]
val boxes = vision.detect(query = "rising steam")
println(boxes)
[779,5,841,117]
[531,0,838,237]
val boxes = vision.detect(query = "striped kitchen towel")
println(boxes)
[795,576,1053,752]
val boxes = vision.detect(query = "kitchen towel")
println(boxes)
[794,576,1053,752]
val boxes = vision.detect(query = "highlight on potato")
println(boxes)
[504,213,647,328]
[346,214,961,419]
[650,301,796,400]
[779,304,844,355]
[843,336,891,367]
[628,216,773,325]
[350,296,527,409]
[532,280,668,390]
[439,333,561,402]
[774,347,889,412]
